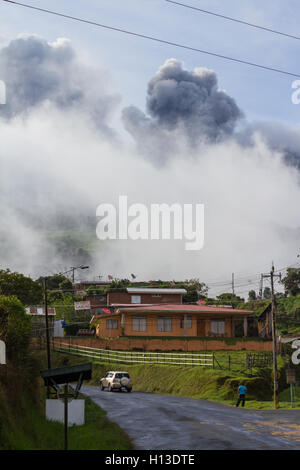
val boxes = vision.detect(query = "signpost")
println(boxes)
[0,340,6,365]
[40,363,92,450]
[74,301,91,311]
[286,368,297,408]
[57,384,75,450]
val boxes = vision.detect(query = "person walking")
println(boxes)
[236,383,247,407]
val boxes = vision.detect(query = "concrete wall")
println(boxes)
[46,399,85,426]
[49,336,273,352]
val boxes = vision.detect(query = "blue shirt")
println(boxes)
[238,385,247,395]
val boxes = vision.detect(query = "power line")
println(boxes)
[2,0,300,78]
[165,0,300,42]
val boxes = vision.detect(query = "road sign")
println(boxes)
[286,368,296,385]
[0,340,6,365]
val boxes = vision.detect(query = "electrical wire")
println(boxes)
[2,0,300,78]
[165,0,300,42]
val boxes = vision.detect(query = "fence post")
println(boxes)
[228,355,231,371]
[212,353,215,369]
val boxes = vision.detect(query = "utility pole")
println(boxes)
[44,278,51,398]
[60,265,89,284]
[259,274,263,299]
[262,264,281,409]
[270,264,279,409]
[230,273,236,308]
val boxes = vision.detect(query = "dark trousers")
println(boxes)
[236,394,245,407]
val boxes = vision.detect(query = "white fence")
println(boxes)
[53,340,215,368]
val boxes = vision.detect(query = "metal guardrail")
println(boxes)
[53,340,215,367]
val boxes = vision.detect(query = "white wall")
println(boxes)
[46,399,85,426]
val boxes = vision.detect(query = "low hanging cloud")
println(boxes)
[122,58,243,163]
[1,35,300,289]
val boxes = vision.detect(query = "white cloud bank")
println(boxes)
[0,35,300,295]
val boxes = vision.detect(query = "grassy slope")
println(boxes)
[59,348,298,410]
[0,351,134,450]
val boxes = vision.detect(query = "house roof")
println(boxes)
[25,306,56,316]
[118,304,253,315]
[126,288,187,294]
[90,304,253,324]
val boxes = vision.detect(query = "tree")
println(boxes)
[110,279,131,289]
[263,287,271,299]
[183,279,208,297]
[86,285,105,297]
[59,278,73,293]
[36,274,70,291]
[248,290,257,301]
[281,268,300,296]
[0,295,32,364]
[215,293,245,308]
[0,269,43,306]
[49,294,75,322]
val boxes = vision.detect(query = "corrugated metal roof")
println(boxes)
[118,304,253,315]
[126,288,187,294]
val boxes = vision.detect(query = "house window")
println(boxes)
[106,319,118,329]
[157,316,172,332]
[131,295,141,304]
[180,316,192,329]
[211,320,225,335]
[132,316,147,332]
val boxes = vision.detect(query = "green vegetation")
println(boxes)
[0,295,32,364]
[281,267,300,296]
[0,293,133,450]
[0,269,43,305]
[0,350,134,450]
[56,347,295,410]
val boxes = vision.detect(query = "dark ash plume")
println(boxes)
[122,58,243,162]
[0,35,120,136]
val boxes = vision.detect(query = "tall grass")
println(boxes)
[0,351,134,450]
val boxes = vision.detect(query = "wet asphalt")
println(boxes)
[81,385,300,450]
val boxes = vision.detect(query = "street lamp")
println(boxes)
[59,265,90,283]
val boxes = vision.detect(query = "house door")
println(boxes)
[197,319,205,337]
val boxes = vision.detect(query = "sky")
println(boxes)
[1,0,300,297]
[2,0,300,124]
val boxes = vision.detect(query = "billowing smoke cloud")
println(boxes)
[237,121,300,172]
[122,58,243,163]
[1,35,300,292]
[0,35,120,136]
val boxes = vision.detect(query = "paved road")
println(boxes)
[81,386,300,450]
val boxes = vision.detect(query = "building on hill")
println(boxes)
[92,304,254,339]
[75,286,188,315]
[107,288,187,306]
[26,306,56,337]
